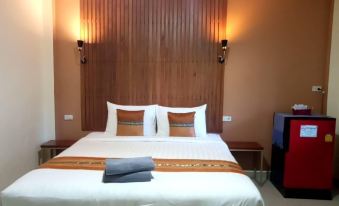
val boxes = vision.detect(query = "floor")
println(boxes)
[256,181,339,206]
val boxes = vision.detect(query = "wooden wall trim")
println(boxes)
[80,0,227,133]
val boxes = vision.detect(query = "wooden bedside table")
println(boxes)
[39,140,78,164]
[226,141,265,184]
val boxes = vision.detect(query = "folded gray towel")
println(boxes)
[105,157,155,176]
[103,171,153,183]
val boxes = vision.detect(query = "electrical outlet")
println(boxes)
[312,86,322,92]
[223,116,232,122]
[64,115,74,121]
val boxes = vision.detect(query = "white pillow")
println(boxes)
[105,102,157,136]
[156,105,207,137]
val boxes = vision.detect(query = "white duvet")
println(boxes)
[1,133,264,206]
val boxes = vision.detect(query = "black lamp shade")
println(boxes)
[77,40,84,48]
[221,39,228,48]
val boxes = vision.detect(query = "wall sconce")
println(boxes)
[77,40,87,64]
[218,39,228,64]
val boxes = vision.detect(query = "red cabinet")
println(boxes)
[271,113,336,199]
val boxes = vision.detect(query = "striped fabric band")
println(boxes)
[118,121,143,126]
[169,123,194,127]
[40,156,243,174]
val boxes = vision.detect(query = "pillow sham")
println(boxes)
[156,104,207,137]
[116,109,144,136]
[168,112,196,137]
[106,102,157,136]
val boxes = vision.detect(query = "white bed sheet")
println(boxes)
[1,132,264,206]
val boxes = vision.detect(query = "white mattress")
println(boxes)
[1,132,264,206]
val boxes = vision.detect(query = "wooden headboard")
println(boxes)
[80,0,227,133]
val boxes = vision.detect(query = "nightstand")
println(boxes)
[39,140,78,164]
[226,141,265,184]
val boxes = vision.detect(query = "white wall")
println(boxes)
[0,0,55,191]
[328,0,339,180]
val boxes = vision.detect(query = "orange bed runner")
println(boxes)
[40,156,243,174]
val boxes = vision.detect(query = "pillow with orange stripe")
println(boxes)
[168,112,196,137]
[116,109,144,136]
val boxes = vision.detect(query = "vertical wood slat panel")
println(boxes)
[81,0,227,133]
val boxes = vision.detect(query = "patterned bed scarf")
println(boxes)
[40,157,243,174]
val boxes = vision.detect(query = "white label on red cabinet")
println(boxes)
[300,125,318,138]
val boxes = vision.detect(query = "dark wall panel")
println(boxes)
[80,0,227,132]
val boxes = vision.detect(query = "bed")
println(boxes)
[1,132,264,206]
